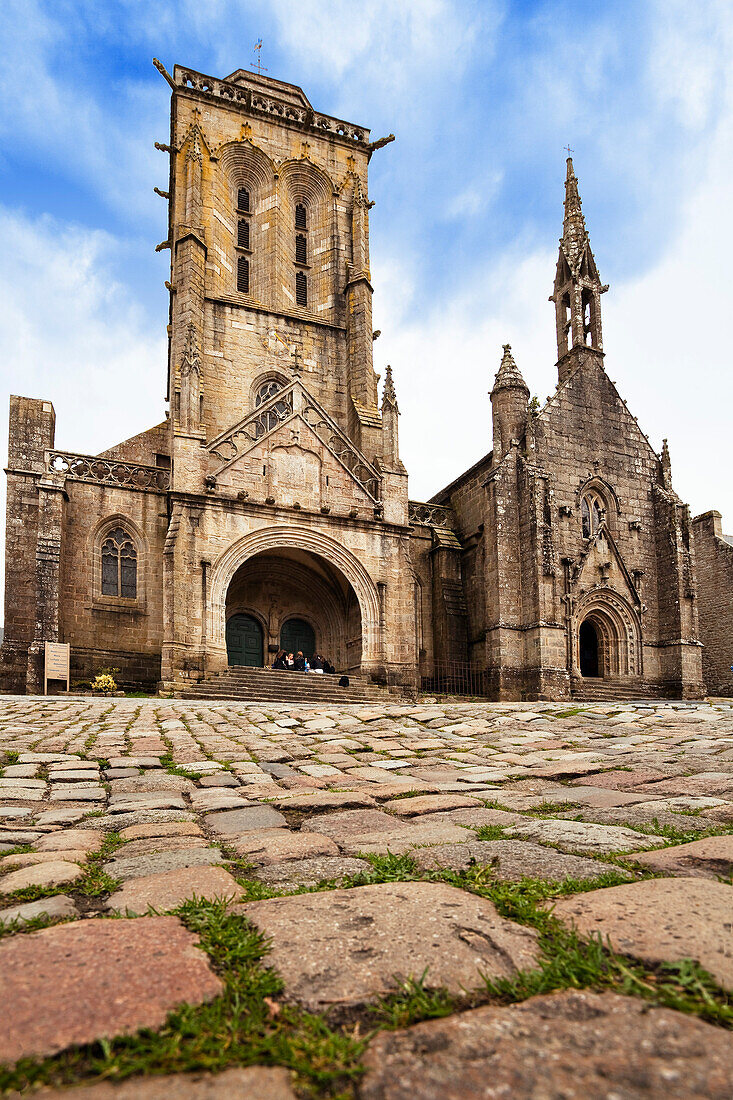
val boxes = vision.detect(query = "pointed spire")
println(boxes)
[382,363,398,409]
[661,438,672,488]
[562,157,587,267]
[492,344,529,393]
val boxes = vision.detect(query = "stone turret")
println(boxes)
[381,364,400,467]
[491,344,529,458]
[550,158,608,383]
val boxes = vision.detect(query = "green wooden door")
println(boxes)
[280,618,315,658]
[226,614,263,667]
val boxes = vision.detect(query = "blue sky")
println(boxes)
[1,0,732,607]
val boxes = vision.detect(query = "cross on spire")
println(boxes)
[564,144,574,157]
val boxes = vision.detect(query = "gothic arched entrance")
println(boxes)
[210,528,382,676]
[574,590,642,680]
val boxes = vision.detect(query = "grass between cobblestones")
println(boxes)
[0,900,366,1098]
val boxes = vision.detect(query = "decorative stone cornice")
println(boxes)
[172,64,370,148]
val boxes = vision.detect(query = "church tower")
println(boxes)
[550,158,608,382]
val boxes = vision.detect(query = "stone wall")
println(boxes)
[692,511,733,696]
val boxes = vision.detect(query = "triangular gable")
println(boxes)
[571,523,640,606]
[207,380,381,504]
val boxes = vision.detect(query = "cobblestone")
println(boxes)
[0,696,732,1088]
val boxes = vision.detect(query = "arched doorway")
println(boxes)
[280,617,316,658]
[226,613,263,667]
[574,592,642,680]
[223,545,363,672]
[209,526,382,675]
[579,620,599,677]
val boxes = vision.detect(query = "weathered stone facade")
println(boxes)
[0,63,726,698]
[691,512,733,697]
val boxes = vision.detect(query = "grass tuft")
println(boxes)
[0,900,365,1097]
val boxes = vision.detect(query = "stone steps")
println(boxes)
[570,676,666,702]
[177,667,395,704]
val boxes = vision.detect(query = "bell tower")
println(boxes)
[551,158,608,383]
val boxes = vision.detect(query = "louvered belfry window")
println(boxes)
[295,203,307,229]
[295,233,307,264]
[237,187,250,212]
[101,527,137,599]
[237,255,250,293]
[296,270,307,307]
[238,219,250,250]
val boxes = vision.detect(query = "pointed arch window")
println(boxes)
[295,203,307,229]
[101,527,137,599]
[237,187,250,213]
[296,270,308,307]
[237,219,250,249]
[295,233,307,264]
[581,492,604,539]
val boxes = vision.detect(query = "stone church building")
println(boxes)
[1,62,730,699]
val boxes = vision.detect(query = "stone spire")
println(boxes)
[561,157,587,268]
[382,363,398,409]
[491,344,528,458]
[551,158,608,381]
[661,438,672,489]
[381,364,400,466]
[492,344,529,394]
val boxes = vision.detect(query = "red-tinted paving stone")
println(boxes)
[0,916,223,1063]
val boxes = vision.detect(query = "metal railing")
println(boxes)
[421,659,490,698]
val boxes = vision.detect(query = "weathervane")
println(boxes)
[253,38,268,75]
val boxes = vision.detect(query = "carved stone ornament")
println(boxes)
[180,323,201,377]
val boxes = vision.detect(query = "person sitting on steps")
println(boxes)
[272,649,288,670]
[293,651,308,672]
[309,653,325,674]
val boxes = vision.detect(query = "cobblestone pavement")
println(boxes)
[1,696,732,1096]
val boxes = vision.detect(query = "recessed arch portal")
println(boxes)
[210,527,381,671]
[574,589,642,679]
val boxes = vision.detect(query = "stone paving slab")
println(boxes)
[106,865,244,915]
[242,881,539,1012]
[204,805,287,835]
[0,859,84,894]
[19,1066,298,1099]
[0,894,78,927]
[228,828,340,865]
[255,855,371,888]
[0,916,223,1064]
[411,839,629,881]
[626,834,733,879]
[552,878,733,990]
[504,817,661,854]
[359,990,733,1099]
[106,847,225,881]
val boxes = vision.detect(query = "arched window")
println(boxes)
[581,492,604,538]
[295,203,307,229]
[255,378,285,407]
[253,376,291,435]
[101,527,137,599]
[293,201,309,308]
[296,270,308,307]
[295,233,307,264]
[237,255,249,293]
[237,187,250,213]
[237,219,250,249]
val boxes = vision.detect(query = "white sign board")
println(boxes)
[45,642,70,694]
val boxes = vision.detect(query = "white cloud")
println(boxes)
[0,207,166,591]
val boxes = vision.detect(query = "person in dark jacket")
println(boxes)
[293,651,307,672]
[323,656,336,674]
[272,649,288,670]
[309,653,325,673]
